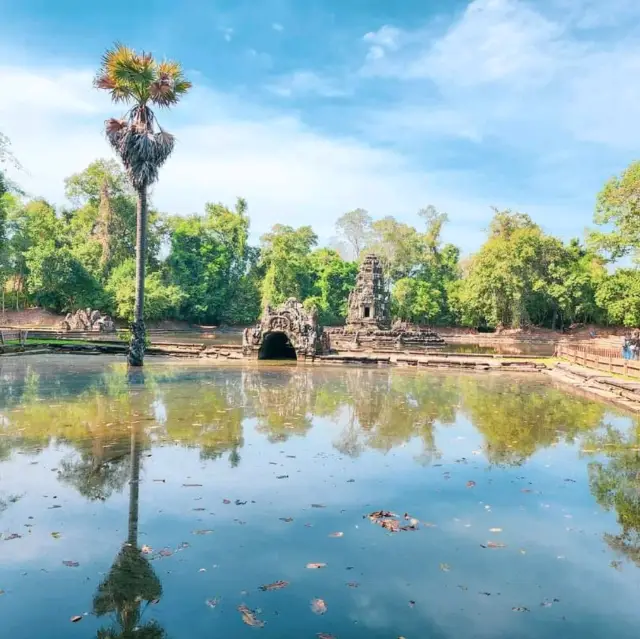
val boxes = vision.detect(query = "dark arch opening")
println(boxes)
[258,332,297,360]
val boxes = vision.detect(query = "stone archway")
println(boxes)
[242,298,327,360]
[258,331,297,360]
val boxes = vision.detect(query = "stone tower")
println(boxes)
[346,254,391,330]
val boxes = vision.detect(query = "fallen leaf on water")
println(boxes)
[62,560,79,568]
[466,481,476,488]
[237,604,265,628]
[481,541,506,549]
[235,500,247,506]
[306,563,327,569]
[141,545,153,554]
[276,475,289,480]
[610,560,623,571]
[328,532,344,538]
[259,580,289,592]
[439,563,451,572]
[182,483,203,487]
[521,489,532,493]
[205,598,219,608]
[279,517,293,523]
[512,607,530,612]
[70,616,83,623]
[346,582,359,588]
[222,499,231,504]
[317,634,336,639]
[51,532,61,539]
[311,504,326,509]
[192,529,214,535]
[3,533,21,541]
[408,600,416,608]
[311,598,327,615]
[489,528,502,533]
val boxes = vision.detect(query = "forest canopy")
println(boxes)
[2,151,640,329]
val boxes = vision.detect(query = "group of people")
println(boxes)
[622,332,640,360]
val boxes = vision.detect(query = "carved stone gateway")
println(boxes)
[243,298,327,360]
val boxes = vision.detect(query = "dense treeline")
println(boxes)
[3,146,640,329]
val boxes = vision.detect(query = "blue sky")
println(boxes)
[1,0,640,252]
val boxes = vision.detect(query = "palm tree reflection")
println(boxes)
[93,425,166,638]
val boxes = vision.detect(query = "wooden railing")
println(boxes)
[555,343,640,379]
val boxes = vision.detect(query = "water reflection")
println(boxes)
[2,357,640,637]
[93,425,166,638]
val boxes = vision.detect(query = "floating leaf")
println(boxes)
[51,532,61,540]
[311,504,326,509]
[62,561,79,568]
[306,563,327,569]
[276,475,289,480]
[141,545,153,554]
[279,517,293,523]
[311,598,327,615]
[346,582,359,588]
[192,529,214,535]
[466,481,476,488]
[481,541,506,549]
[237,604,265,627]
[259,580,289,592]
[489,528,502,533]
[3,533,21,541]
[439,563,451,572]
[328,532,344,538]
[182,483,203,487]
[70,616,83,623]
[205,598,219,608]
[512,607,530,612]
[222,499,231,504]
[317,634,336,639]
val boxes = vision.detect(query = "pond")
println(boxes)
[0,356,639,638]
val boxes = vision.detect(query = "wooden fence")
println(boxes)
[555,343,640,379]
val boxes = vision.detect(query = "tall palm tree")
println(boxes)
[94,44,191,366]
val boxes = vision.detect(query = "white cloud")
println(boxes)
[266,70,349,98]
[0,64,492,250]
[221,26,234,42]
[272,22,284,32]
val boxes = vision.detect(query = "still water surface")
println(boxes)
[1,356,639,638]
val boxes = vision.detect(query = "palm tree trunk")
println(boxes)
[128,186,148,367]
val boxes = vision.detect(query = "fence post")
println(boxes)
[609,356,613,373]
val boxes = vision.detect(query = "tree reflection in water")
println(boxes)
[92,371,166,639]
[2,359,640,575]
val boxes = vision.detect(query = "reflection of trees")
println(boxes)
[243,369,314,442]
[460,377,608,465]
[587,423,640,565]
[93,426,166,638]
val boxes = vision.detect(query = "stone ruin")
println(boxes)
[60,308,116,333]
[325,254,445,351]
[345,253,391,330]
[242,297,327,360]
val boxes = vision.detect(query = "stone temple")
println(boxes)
[325,254,445,351]
[345,254,391,330]
[244,254,444,360]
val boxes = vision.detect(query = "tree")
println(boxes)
[590,161,640,262]
[305,249,358,325]
[392,278,443,324]
[95,43,191,366]
[335,208,372,259]
[260,224,318,306]
[106,259,184,322]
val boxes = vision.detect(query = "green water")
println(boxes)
[1,356,639,638]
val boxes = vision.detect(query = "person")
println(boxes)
[622,335,630,360]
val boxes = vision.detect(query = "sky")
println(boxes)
[1,0,640,253]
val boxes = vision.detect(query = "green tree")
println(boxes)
[335,208,372,259]
[95,43,191,366]
[106,259,184,322]
[590,161,640,262]
[392,278,443,324]
[305,248,358,325]
[260,224,318,306]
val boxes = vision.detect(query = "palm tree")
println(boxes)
[94,44,191,366]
